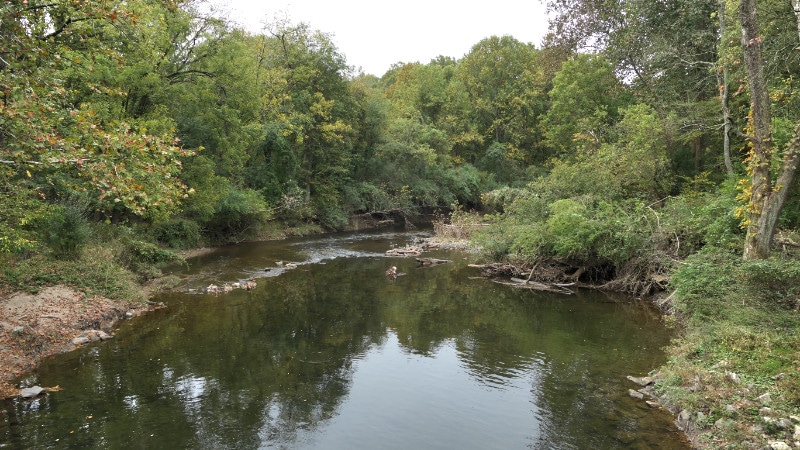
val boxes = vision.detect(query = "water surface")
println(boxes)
[1,230,687,449]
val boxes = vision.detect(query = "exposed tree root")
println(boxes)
[469,254,673,297]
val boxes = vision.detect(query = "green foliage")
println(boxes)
[118,238,183,281]
[669,248,743,322]
[205,187,271,241]
[152,219,201,250]
[457,36,549,163]
[0,246,146,304]
[542,54,633,156]
[476,142,525,186]
[660,181,743,256]
[0,0,195,223]
[40,201,90,260]
[442,164,482,206]
[476,194,654,266]
[741,258,800,305]
[0,184,48,254]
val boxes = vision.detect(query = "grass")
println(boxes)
[0,240,162,305]
[656,247,800,448]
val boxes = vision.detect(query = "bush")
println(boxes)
[660,181,743,257]
[442,164,482,206]
[41,202,90,260]
[153,219,200,249]
[205,187,270,241]
[118,239,183,281]
[742,258,800,306]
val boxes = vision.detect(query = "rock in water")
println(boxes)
[20,386,44,398]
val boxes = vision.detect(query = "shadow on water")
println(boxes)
[1,230,689,449]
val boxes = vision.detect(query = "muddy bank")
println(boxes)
[0,286,161,399]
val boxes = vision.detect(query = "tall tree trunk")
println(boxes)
[739,0,800,260]
[718,0,735,178]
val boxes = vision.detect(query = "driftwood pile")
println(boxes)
[468,263,575,294]
[385,246,424,257]
[384,241,446,257]
[494,278,575,295]
[467,262,524,278]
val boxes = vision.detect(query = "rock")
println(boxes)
[646,400,660,408]
[627,375,655,386]
[629,389,644,400]
[790,415,800,424]
[99,315,119,331]
[726,371,741,383]
[761,407,775,417]
[775,418,792,430]
[12,326,24,335]
[758,393,772,404]
[98,331,113,341]
[19,386,44,398]
[72,336,90,345]
[794,424,800,441]
[726,404,736,413]
[769,442,791,450]
[676,409,691,430]
[86,330,102,342]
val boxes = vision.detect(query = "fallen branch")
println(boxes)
[495,278,574,294]
[416,257,451,266]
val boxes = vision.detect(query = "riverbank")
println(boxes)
[0,285,164,399]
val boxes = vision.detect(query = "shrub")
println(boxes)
[205,187,270,240]
[118,239,183,281]
[41,202,90,260]
[153,219,201,249]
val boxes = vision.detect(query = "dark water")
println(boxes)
[1,231,688,449]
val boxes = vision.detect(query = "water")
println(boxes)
[1,230,688,449]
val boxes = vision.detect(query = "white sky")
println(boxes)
[210,0,551,76]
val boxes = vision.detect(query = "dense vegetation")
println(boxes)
[2,0,800,447]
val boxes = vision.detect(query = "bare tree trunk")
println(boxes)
[718,0,735,178]
[739,0,800,260]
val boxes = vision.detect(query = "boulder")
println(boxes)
[20,386,44,398]
[626,375,655,386]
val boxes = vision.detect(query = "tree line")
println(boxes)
[1,0,799,265]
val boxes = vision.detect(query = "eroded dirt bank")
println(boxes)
[0,286,159,398]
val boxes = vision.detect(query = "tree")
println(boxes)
[545,0,732,177]
[542,54,632,156]
[738,0,800,259]
[0,0,193,233]
[456,36,548,163]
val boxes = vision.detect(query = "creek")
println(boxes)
[1,230,688,449]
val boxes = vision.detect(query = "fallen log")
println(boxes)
[498,277,574,294]
[416,257,451,266]
[468,263,524,277]
[386,246,424,257]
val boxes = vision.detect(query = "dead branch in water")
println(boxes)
[496,278,574,294]
[416,257,451,266]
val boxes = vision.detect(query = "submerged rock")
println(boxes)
[626,375,655,386]
[629,389,645,399]
[20,386,44,398]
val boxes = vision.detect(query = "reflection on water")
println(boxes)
[0,230,688,449]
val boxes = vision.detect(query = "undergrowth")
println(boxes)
[657,248,800,448]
